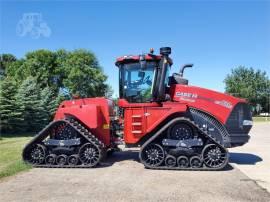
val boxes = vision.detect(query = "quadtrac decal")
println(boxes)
[214,100,233,109]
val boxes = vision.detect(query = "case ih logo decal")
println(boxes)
[176,92,233,109]
[175,92,198,103]
[176,92,198,98]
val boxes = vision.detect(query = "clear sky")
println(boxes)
[1,0,269,97]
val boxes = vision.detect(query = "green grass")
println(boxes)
[0,134,32,179]
[253,116,270,122]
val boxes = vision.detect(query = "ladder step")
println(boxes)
[132,115,142,118]
[132,122,142,126]
[132,130,142,134]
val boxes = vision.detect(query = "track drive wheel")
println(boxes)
[78,143,101,167]
[167,122,193,140]
[54,123,78,140]
[202,144,228,169]
[140,144,165,167]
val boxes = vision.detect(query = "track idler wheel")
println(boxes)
[202,144,228,169]
[165,155,176,167]
[27,144,47,165]
[56,154,68,166]
[190,156,202,168]
[45,154,56,165]
[79,143,101,167]
[177,156,189,168]
[68,155,79,166]
[140,143,165,167]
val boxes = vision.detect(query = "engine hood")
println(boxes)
[170,84,248,124]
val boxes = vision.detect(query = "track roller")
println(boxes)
[68,155,79,165]
[190,156,202,168]
[177,156,189,168]
[45,154,56,165]
[165,155,176,167]
[56,154,68,165]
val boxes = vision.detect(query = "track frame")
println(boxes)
[22,118,105,168]
[139,117,229,171]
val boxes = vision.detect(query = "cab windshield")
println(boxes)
[119,61,157,103]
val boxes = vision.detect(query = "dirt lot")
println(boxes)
[0,124,269,202]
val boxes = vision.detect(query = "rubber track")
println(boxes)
[139,117,229,171]
[22,118,105,168]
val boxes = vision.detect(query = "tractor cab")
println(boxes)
[116,47,173,103]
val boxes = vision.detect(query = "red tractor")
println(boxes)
[23,47,252,170]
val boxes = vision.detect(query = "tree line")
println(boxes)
[0,49,112,133]
[1,49,269,134]
[224,66,270,115]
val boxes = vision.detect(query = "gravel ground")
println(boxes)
[230,122,270,192]
[0,124,269,202]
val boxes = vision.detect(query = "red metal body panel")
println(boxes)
[118,99,160,107]
[170,84,247,124]
[54,98,113,146]
[119,99,187,144]
[52,86,246,146]
[119,83,247,144]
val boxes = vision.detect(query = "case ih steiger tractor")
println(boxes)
[22,47,253,170]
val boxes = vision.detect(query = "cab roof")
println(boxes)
[115,54,161,66]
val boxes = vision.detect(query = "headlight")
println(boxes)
[243,120,253,126]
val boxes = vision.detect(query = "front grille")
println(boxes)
[225,103,252,134]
